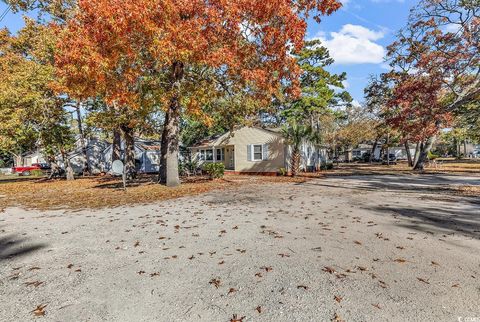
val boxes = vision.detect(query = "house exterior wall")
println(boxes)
[227,127,285,173]
[190,127,286,174]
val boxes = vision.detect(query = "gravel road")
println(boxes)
[1,175,479,322]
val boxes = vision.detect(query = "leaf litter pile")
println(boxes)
[0,174,306,210]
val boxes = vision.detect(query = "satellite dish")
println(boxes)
[112,160,124,176]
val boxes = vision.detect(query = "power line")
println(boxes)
[0,5,11,24]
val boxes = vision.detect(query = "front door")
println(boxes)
[229,148,234,170]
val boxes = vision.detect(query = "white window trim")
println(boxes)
[252,144,263,161]
[205,149,214,161]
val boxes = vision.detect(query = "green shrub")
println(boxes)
[278,167,287,176]
[320,162,334,171]
[202,163,225,179]
[31,169,44,177]
[428,151,439,160]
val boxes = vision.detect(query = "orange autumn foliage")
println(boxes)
[55,0,342,114]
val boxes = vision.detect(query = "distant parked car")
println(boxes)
[12,164,41,176]
[382,153,398,165]
[32,163,51,170]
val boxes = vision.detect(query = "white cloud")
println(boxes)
[352,99,362,107]
[444,23,461,33]
[314,24,386,65]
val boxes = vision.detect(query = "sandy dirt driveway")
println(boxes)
[1,174,479,322]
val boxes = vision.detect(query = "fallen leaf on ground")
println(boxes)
[297,285,308,290]
[394,258,407,263]
[209,278,221,288]
[323,266,336,274]
[354,240,362,245]
[228,288,237,294]
[230,314,245,322]
[32,304,47,316]
[372,303,381,309]
[256,306,262,313]
[25,281,43,287]
[417,277,430,284]
[334,296,342,303]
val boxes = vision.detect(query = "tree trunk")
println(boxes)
[463,139,467,158]
[121,125,136,180]
[159,61,183,187]
[112,129,122,162]
[386,133,390,166]
[61,150,74,181]
[344,147,351,163]
[413,142,420,168]
[291,146,300,177]
[370,138,378,163]
[75,102,91,175]
[414,136,436,171]
[404,140,413,167]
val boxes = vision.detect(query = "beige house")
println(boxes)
[189,126,328,175]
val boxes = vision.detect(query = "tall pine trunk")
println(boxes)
[159,61,183,187]
[404,140,413,167]
[414,136,436,171]
[121,125,136,180]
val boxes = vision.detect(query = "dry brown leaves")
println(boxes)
[32,304,47,316]
[209,278,221,288]
[0,174,314,211]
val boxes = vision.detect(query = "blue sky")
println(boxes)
[1,0,418,103]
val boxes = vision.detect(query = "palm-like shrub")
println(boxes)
[282,122,319,177]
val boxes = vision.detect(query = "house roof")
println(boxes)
[189,126,282,148]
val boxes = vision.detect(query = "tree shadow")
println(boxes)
[298,174,480,238]
[91,174,157,189]
[374,205,480,239]
[297,174,480,203]
[0,234,47,262]
[0,176,41,184]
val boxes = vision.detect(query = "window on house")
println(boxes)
[216,148,224,161]
[205,149,213,161]
[253,145,263,161]
[199,150,205,161]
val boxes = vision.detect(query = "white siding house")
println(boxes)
[189,126,328,175]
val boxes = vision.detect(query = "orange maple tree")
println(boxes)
[55,0,341,186]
